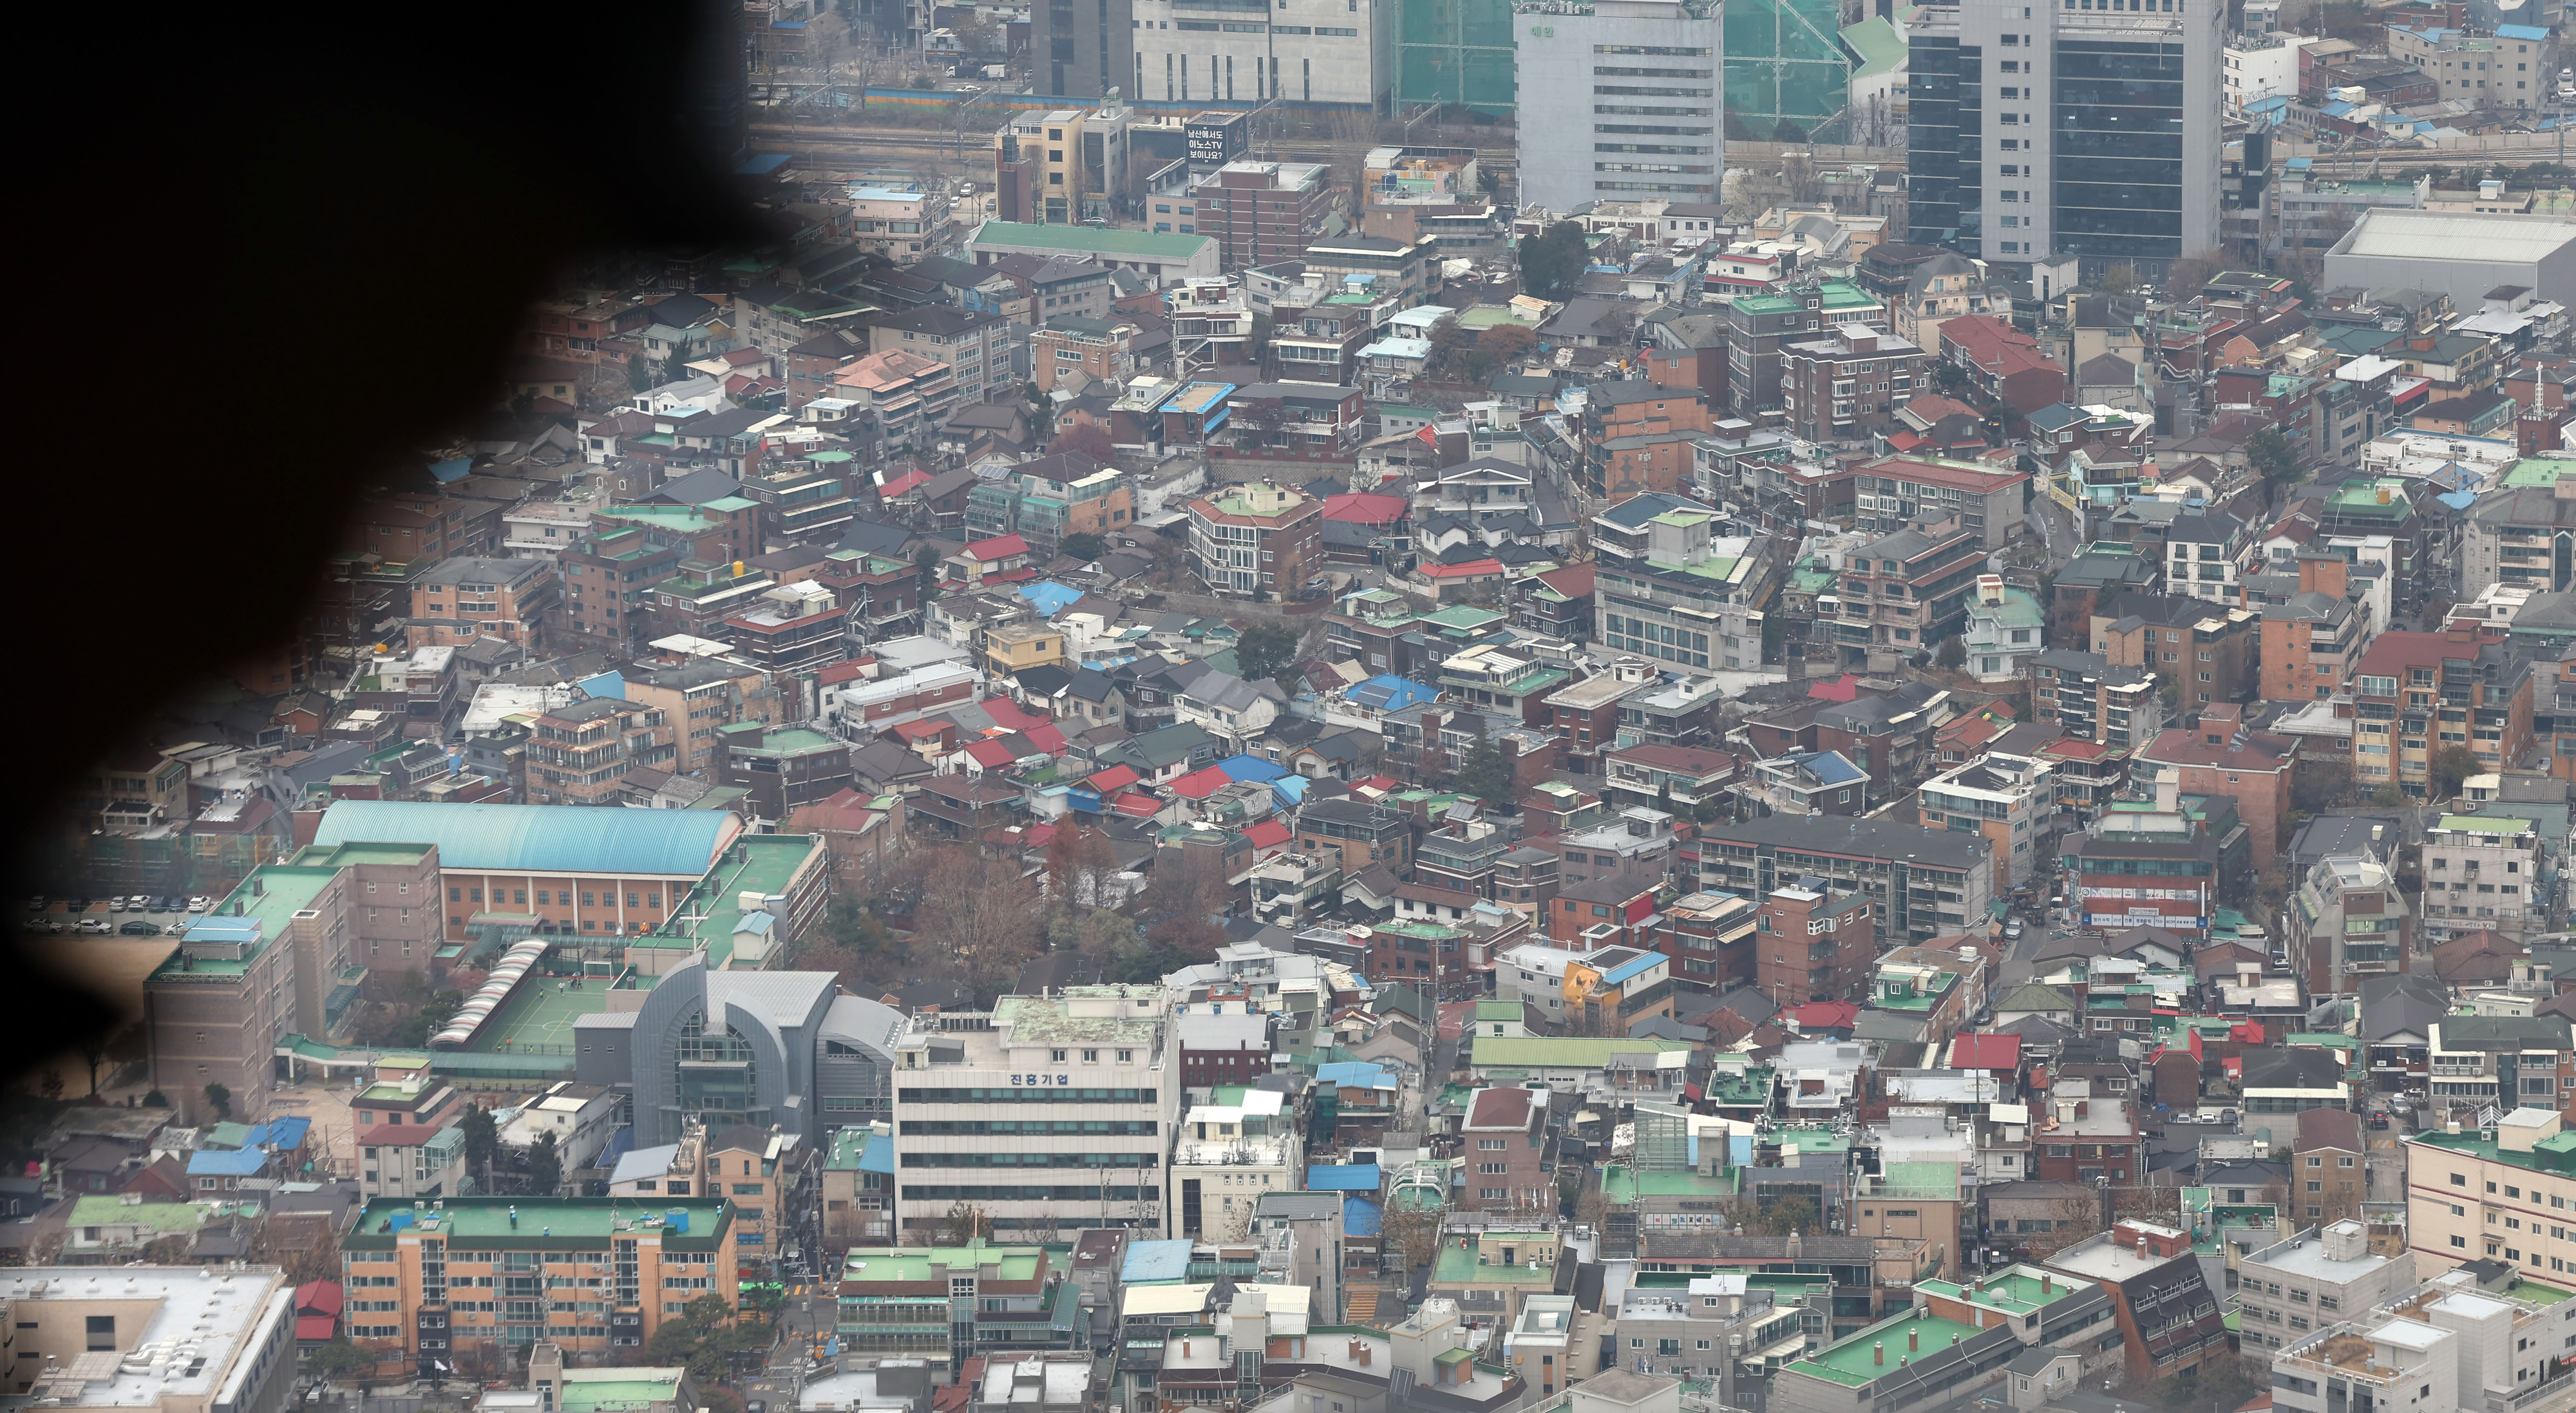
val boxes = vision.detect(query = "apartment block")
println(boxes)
[1185,481,1323,598]
[526,697,677,806]
[1695,814,1994,942]
[1917,752,2056,894]
[1822,515,1990,669]
[2285,855,2412,999]
[1780,327,1928,446]
[2423,813,2547,943]
[407,556,558,651]
[1755,882,1876,1005]
[340,1197,736,1365]
[2090,591,2259,711]
[2233,1220,2412,1354]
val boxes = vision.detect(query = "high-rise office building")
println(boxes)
[1128,0,1396,106]
[1033,0,1133,98]
[1908,0,2220,283]
[1514,0,1725,214]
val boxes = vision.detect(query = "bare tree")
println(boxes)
[904,846,1049,1003]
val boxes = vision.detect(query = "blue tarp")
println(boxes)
[1122,1238,1194,1282]
[1216,754,1288,783]
[1305,1163,1383,1191]
[1271,775,1310,806]
[1347,675,1437,712]
[1019,581,1085,618]
[1318,1061,1396,1090]
[1344,1195,1383,1238]
[187,1147,269,1177]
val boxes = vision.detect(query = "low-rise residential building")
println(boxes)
[2285,854,2412,1000]
[2233,1220,2411,1355]
[1917,752,2056,893]
[2421,813,2547,943]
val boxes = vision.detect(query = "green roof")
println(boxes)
[1432,1242,1562,1285]
[1786,1309,1985,1387]
[67,1197,216,1233]
[289,842,434,868]
[2437,814,2534,833]
[1909,1271,2080,1316]
[344,1196,734,1249]
[628,833,824,965]
[560,1379,686,1413]
[1473,1001,1522,1021]
[2501,457,2576,488]
[1841,17,1907,78]
[974,221,1214,260]
[2507,1279,2576,1305]
[841,1242,1045,1283]
[1600,1165,1741,1204]
[152,864,345,979]
[727,726,844,757]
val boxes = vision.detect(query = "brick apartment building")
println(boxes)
[1581,381,1718,499]
[406,557,557,651]
[1029,317,1138,394]
[1459,1086,1555,1213]
[1754,882,1875,1004]
[1779,327,1929,446]
[1190,160,1339,270]
[2090,591,2260,711]
[2135,704,2298,869]
[1175,1012,1272,1090]
[527,696,677,806]
[1185,481,1324,598]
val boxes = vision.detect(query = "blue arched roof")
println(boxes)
[314,801,736,877]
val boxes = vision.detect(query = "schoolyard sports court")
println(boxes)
[465,971,613,1055]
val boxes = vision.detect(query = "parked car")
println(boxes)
[186,896,211,913]
[73,918,111,935]
[117,921,158,936]
[66,898,89,915]
[2003,919,2025,940]
[162,922,189,937]
[24,897,43,912]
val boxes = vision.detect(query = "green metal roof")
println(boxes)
[1841,17,1907,79]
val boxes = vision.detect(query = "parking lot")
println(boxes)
[23,895,211,937]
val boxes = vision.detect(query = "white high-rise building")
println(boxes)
[889,985,1179,1242]
[1906,0,2221,282]
[1513,0,1724,214]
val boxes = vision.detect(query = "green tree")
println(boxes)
[1517,220,1590,300]
[392,988,464,1047]
[915,543,943,603]
[1235,620,1302,683]
[1059,531,1106,563]
[1454,735,1516,809]
[626,352,652,393]
[460,1105,498,1181]
[1934,361,1969,392]
[202,1083,231,1121]
[2246,425,2307,493]
[2430,744,2483,802]
[659,346,694,386]
[307,1337,370,1380]
[2099,263,2139,295]
[528,1132,563,1194]
[1935,634,1967,670]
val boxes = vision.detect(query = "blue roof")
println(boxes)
[1316,1061,1396,1090]
[735,153,793,176]
[1344,1195,1384,1238]
[245,1116,312,1150]
[858,1135,896,1175]
[1596,951,1663,987]
[1019,580,1085,618]
[1306,1163,1383,1191]
[2322,100,2356,117]
[2285,155,2312,170]
[1216,754,1289,784]
[2439,489,2478,511]
[430,457,472,484]
[187,1147,270,1177]
[575,670,626,701]
[1788,750,1868,785]
[2500,23,2548,37]
[314,801,735,877]
[1122,1238,1195,1282]
[1271,775,1310,806]
[1347,674,1437,712]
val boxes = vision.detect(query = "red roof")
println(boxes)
[878,468,932,497]
[1534,563,1596,598]
[1785,1001,1859,1031]
[1466,1086,1536,1130]
[1886,430,1928,452]
[981,567,1036,585]
[1088,764,1141,792]
[296,1281,344,1316]
[964,739,1017,768]
[297,1313,337,1342]
[1806,674,1864,702]
[1021,723,1068,756]
[968,533,1030,561]
[819,659,874,687]
[1023,823,1058,849]
[1950,1032,2023,1071]
[1323,492,1409,525]
[1111,791,1162,817]
[981,698,1051,732]
[1170,765,1233,799]
[890,719,949,743]
[1240,819,1293,849]
[1419,558,1504,578]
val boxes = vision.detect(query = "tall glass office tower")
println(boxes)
[1906,0,2219,283]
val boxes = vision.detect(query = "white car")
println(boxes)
[74,918,111,935]
[162,922,189,937]
[186,896,211,913]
